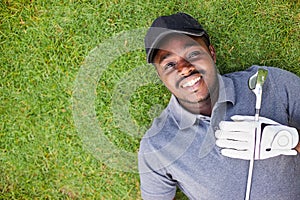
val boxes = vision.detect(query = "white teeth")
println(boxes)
[182,77,201,87]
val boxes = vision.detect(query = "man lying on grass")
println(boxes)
[138,12,300,200]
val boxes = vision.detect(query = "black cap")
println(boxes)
[145,12,210,63]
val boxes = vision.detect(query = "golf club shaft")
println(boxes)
[245,158,254,200]
[245,87,262,200]
[245,106,260,200]
[254,109,260,121]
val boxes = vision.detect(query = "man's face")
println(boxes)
[153,34,218,108]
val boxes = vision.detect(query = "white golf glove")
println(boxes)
[215,115,299,160]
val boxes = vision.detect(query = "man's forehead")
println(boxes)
[158,33,198,47]
[154,35,207,61]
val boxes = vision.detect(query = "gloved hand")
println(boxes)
[215,115,299,160]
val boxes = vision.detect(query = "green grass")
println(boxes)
[1,0,299,199]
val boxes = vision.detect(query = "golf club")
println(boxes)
[245,68,268,200]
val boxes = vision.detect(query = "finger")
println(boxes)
[232,115,278,125]
[231,115,255,122]
[219,121,255,131]
[221,149,252,160]
[280,150,298,156]
[215,130,251,141]
[216,139,249,150]
[271,149,297,156]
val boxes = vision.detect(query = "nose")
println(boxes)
[177,59,195,76]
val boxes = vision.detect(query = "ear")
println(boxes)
[209,45,216,63]
[295,129,300,153]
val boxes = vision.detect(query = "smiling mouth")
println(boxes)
[182,76,202,88]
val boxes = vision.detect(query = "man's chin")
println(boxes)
[178,94,211,104]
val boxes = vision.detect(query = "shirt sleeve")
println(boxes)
[270,67,300,129]
[286,72,300,129]
[138,141,177,200]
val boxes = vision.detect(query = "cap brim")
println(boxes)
[146,30,205,63]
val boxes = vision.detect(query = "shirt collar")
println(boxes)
[218,74,235,105]
[168,75,236,130]
[168,95,197,130]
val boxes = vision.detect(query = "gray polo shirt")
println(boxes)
[138,66,300,200]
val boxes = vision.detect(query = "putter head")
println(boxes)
[248,68,268,90]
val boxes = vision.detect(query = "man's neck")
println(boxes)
[179,98,213,116]
[178,85,219,116]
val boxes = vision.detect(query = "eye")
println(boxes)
[187,51,201,60]
[163,62,177,70]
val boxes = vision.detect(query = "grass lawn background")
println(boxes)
[1,0,299,199]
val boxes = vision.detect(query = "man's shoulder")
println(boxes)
[139,107,180,153]
[224,65,297,77]
[223,65,260,77]
[146,108,170,136]
[223,65,299,85]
